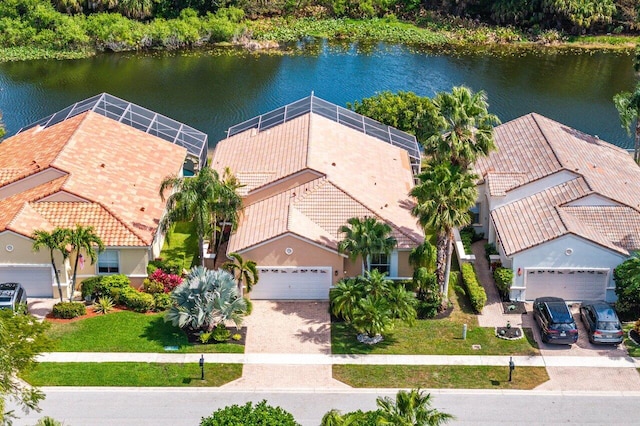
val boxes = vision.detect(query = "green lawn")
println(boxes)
[332,277,539,356]
[624,323,640,357]
[47,311,243,353]
[23,363,242,387]
[160,221,199,270]
[333,365,548,389]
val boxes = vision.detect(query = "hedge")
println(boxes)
[200,400,299,426]
[119,287,155,313]
[52,301,86,319]
[460,263,487,313]
[493,267,513,299]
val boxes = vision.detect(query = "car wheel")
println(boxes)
[541,333,549,344]
[588,335,594,344]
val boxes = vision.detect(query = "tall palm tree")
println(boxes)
[160,167,235,266]
[614,83,640,163]
[32,228,70,302]
[428,86,500,169]
[338,217,397,272]
[410,162,477,300]
[211,167,244,254]
[68,225,104,302]
[409,240,437,273]
[377,389,453,426]
[222,252,258,296]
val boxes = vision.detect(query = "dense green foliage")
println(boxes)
[0,309,50,423]
[338,216,397,272]
[614,252,640,319]
[52,301,87,319]
[330,270,416,338]
[460,263,487,313]
[493,266,513,300]
[200,400,300,426]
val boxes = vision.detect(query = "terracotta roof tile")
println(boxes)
[1,176,68,232]
[0,111,187,247]
[214,112,423,253]
[486,172,527,196]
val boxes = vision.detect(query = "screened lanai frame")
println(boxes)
[18,93,208,169]
[227,94,422,175]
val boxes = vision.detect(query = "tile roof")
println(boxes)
[216,112,423,254]
[0,111,187,247]
[484,113,640,256]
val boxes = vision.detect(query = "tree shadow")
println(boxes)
[161,222,199,270]
[331,321,396,354]
[140,316,188,349]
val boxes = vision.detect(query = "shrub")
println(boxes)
[484,242,498,261]
[93,274,131,299]
[80,275,103,300]
[93,297,114,315]
[119,288,155,312]
[460,263,487,313]
[147,269,183,293]
[212,323,231,342]
[200,400,299,426]
[52,301,86,319]
[199,331,212,344]
[231,333,242,341]
[493,267,513,300]
[153,292,172,311]
[244,297,253,316]
[142,278,164,294]
[148,259,182,275]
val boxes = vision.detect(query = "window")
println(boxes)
[470,203,481,224]
[98,250,119,274]
[370,253,390,274]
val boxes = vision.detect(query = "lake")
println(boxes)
[0,42,634,149]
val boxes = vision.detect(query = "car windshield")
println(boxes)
[550,323,575,331]
[598,321,621,331]
[547,303,573,323]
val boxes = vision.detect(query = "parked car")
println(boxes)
[0,282,27,311]
[580,301,623,345]
[533,297,579,345]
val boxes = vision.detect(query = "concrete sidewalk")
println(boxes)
[36,352,640,368]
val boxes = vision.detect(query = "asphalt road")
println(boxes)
[9,388,640,425]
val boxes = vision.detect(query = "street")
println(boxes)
[10,388,640,425]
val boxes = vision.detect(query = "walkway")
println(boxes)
[37,352,640,369]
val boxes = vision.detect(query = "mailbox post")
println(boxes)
[509,356,515,382]
[199,354,205,380]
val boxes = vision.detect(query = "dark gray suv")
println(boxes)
[0,282,27,311]
[580,301,623,345]
[533,297,579,345]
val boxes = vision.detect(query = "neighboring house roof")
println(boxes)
[478,113,640,256]
[214,100,424,254]
[0,111,187,247]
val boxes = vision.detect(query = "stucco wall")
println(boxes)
[490,170,577,210]
[397,250,413,278]
[0,168,66,200]
[510,234,625,302]
[242,235,346,284]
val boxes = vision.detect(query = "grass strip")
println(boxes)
[23,362,242,387]
[333,365,548,389]
[159,221,199,271]
[47,311,243,353]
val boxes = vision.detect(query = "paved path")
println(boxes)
[37,352,640,368]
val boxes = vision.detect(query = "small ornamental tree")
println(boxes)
[200,400,300,426]
[614,252,640,319]
[146,269,183,293]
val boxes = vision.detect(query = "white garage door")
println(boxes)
[250,266,332,300]
[525,269,608,301]
[0,266,54,298]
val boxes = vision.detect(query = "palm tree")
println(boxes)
[329,278,362,322]
[222,252,258,296]
[410,162,477,301]
[211,167,244,254]
[166,266,246,332]
[377,389,453,426]
[118,0,154,19]
[614,83,640,163]
[409,240,437,273]
[160,167,230,266]
[68,225,104,302]
[32,228,70,302]
[428,86,500,169]
[338,217,397,272]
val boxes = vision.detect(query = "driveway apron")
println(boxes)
[222,301,350,389]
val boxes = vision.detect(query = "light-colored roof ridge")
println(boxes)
[325,180,422,245]
[531,113,565,171]
[305,112,313,169]
[50,111,91,167]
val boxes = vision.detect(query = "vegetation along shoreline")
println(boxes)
[3,0,640,63]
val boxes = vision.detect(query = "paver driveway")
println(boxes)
[223,301,350,389]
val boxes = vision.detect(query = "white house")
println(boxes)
[473,113,640,302]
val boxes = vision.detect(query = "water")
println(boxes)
[0,42,634,149]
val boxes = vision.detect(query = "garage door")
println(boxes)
[250,266,332,300]
[0,266,54,298]
[525,269,608,301]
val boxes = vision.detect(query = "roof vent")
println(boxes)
[100,163,106,168]
[331,162,336,166]
[140,207,145,212]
